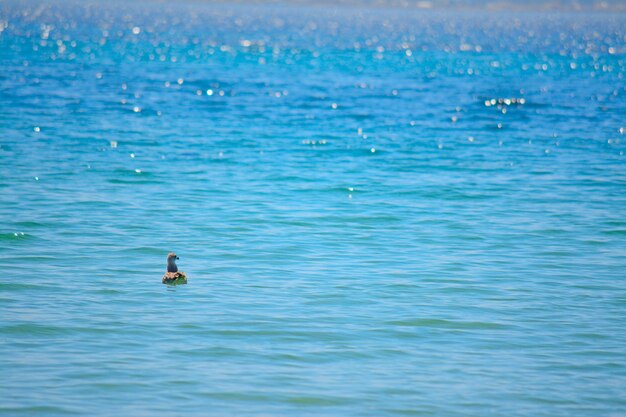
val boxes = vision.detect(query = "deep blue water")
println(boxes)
[1,1,625,416]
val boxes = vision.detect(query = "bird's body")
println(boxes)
[162,252,187,284]
[162,271,187,284]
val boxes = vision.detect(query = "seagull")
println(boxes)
[162,252,187,284]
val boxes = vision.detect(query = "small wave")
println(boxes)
[387,318,509,330]
[286,395,352,406]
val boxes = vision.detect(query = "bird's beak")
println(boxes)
[176,256,179,260]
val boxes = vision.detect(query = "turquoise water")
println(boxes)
[1,1,626,415]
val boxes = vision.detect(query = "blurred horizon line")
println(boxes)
[9,0,626,13]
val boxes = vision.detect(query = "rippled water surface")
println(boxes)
[1,1,626,416]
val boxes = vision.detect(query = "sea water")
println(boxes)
[1,1,625,415]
